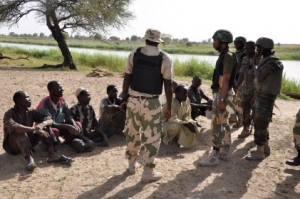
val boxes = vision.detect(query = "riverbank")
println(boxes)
[1,44,299,94]
[1,36,300,60]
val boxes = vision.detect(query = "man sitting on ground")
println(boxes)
[162,85,199,148]
[36,81,82,152]
[99,85,126,136]
[70,88,113,151]
[3,91,73,171]
[187,76,212,126]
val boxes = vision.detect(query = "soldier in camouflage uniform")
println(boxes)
[246,37,283,161]
[235,41,257,138]
[122,28,173,182]
[285,109,300,166]
[230,37,247,128]
[198,29,236,167]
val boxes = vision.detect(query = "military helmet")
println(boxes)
[212,29,233,43]
[255,37,274,49]
[234,36,247,45]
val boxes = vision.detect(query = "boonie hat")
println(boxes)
[143,28,164,43]
[75,87,86,97]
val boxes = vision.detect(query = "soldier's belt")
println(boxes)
[130,95,159,99]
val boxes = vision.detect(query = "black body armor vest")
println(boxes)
[130,47,164,95]
[211,49,237,90]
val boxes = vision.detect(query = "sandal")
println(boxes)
[47,155,74,165]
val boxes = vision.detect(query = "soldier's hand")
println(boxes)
[164,109,171,121]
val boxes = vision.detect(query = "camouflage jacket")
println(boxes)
[240,56,255,95]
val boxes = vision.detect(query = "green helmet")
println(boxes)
[255,37,274,49]
[234,36,247,45]
[212,29,233,43]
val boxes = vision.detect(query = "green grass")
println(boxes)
[1,45,300,95]
[281,74,300,93]
[2,36,300,59]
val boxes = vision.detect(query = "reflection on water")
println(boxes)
[1,42,299,80]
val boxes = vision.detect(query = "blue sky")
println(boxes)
[0,0,299,44]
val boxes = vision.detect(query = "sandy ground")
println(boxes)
[0,68,299,199]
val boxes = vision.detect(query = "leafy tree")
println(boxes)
[130,35,139,42]
[39,32,45,38]
[94,33,102,40]
[0,0,134,70]
[9,32,15,36]
[33,33,38,37]
[161,33,172,45]
[180,38,189,43]
[110,36,120,41]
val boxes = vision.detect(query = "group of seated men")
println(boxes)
[3,81,126,171]
[3,76,210,171]
[161,76,212,148]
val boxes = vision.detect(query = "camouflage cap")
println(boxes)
[212,29,233,43]
[234,36,247,45]
[143,28,164,43]
[255,37,274,49]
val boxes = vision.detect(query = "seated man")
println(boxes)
[3,91,73,171]
[188,76,212,126]
[99,85,126,135]
[162,85,199,148]
[70,88,114,151]
[36,81,82,151]
[159,80,178,106]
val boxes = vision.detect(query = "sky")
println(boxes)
[0,0,299,44]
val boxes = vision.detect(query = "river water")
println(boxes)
[1,42,299,80]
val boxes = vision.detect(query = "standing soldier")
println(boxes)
[122,28,173,182]
[230,36,247,128]
[235,41,257,138]
[198,29,236,167]
[246,37,283,161]
[285,109,300,166]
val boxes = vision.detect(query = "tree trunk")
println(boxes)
[47,21,77,70]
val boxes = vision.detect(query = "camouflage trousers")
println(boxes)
[293,109,300,150]
[124,96,162,168]
[211,90,234,148]
[253,93,276,146]
[233,89,243,114]
[242,94,253,127]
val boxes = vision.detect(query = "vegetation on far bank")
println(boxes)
[1,36,300,60]
[0,45,300,97]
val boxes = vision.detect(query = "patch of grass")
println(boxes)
[1,45,300,98]
[281,74,300,93]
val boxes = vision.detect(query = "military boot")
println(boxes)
[250,141,270,156]
[198,150,219,167]
[238,128,251,138]
[233,113,243,128]
[285,156,300,166]
[219,145,231,161]
[128,159,140,175]
[228,115,237,123]
[246,145,265,161]
[141,167,163,183]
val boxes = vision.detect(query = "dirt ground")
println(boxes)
[0,68,299,199]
